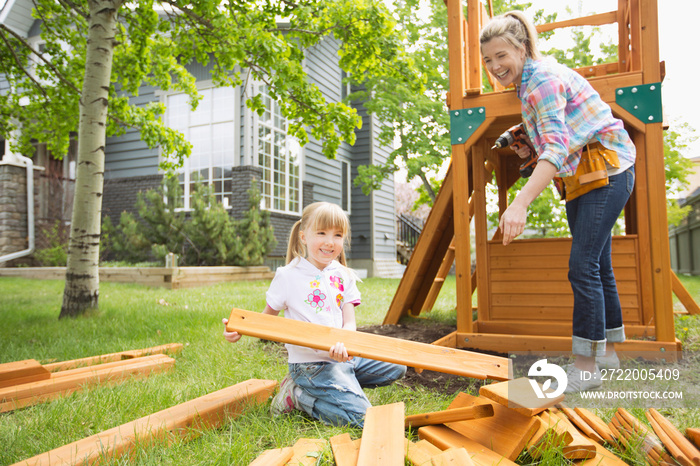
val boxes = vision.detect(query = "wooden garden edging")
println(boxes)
[0,266,274,289]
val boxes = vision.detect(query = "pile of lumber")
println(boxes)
[248,378,700,465]
[0,343,182,413]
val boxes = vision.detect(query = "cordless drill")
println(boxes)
[491,123,538,178]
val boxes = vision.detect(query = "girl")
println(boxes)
[479,11,636,393]
[222,201,406,427]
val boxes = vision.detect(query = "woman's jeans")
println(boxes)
[289,357,406,428]
[565,166,635,357]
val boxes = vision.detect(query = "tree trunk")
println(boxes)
[60,0,122,318]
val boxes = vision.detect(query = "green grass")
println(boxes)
[0,274,698,465]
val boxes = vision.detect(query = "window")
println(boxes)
[166,87,236,209]
[255,84,301,214]
[341,160,351,212]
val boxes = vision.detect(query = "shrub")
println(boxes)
[32,220,68,266]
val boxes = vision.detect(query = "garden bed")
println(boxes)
[0,265,274,289]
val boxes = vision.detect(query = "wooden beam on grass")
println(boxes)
[287,439,328,466]
[687,428,700,450]
[226,308,511,381]
[11,379,277,466]
[647,408,700,466]
[0,354,175,413]
[405,405,494,429]
[558,404,605,445]
[407,440,443,466]
[574,407,617,445]
[43,343,184,372]
[431,447,474,465]
[546,410,596,460]
[249,447,294,466]
[358,402,405,465]
[330,433,360,466]
[671,271,700,315]
[416,425,517,466]
[0,359,50,389]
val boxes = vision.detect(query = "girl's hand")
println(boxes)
[511,143,532,159]
[499,201,527,246]
[222,318,242,343]
[329,341,352,362]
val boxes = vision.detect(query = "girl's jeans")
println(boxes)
[289,357,407,428]
[565,166,635,357]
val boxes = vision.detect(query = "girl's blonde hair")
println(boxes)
[479,10,542,60]
[286,202,350,266]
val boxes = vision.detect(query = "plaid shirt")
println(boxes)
[518,57,635,177]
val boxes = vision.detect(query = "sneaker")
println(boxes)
[562,364,603,394]
[270,375,299,416]
[596,351,620,370]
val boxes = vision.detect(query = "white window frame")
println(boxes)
[160,81,239,210]
[252,83,302,215]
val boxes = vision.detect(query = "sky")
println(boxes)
[526,0,700,157]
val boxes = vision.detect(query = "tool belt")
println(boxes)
[554,142,620,202]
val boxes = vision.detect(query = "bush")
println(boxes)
[105,176,275,266]
[32,221,68,266]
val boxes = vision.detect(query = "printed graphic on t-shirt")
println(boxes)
[330,275,345,291]
[336,293,343,308]
[306,289,326,310]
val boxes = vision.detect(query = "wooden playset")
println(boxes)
[383,0,700,360]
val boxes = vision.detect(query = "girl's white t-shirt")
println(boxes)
[265,256,361,363]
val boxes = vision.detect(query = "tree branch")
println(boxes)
[0,26,48,98]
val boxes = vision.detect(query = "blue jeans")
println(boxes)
[565,167,635,357]
[289,358,407,428]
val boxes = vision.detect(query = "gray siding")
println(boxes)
[349,105,373,259]
[370,117,396,260]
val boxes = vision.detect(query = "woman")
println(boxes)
[480,11,636,393]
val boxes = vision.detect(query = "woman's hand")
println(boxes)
[329,341,352,362]
[222,318,242,343]
[499,201,528,246]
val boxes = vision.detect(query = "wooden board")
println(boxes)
[357,402,405,466]
[0,359,50,389]
[478,377,564,416]
[405,405,493,428]
[11,379,277,466]
[287,438,328,466]
[43,343,184,372]
[687,428,700,450]
[647,408,700,466]
[431,447,474,465]
[226,308,511,380]
[330,433,360,466]
[416,425,517,466]
[444,392,539,461]
[547,410,596,460]
[407,440,443,466]
[558,404,605,445]
[527,412,572,458]
[0,354,174,413]
[249,447,294,466]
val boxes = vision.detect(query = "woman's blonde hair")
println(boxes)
[286,202,350,266]
[479,10,541,60]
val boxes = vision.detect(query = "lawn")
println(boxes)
[1,274,699,465]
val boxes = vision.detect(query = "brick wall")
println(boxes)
[102,174,163,226]
[0,164,28,267]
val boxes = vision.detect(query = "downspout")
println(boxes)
[0,153,35,263]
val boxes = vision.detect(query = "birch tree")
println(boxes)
[0,0,415,317]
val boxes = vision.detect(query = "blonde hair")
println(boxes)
[479,10,542,60]
[286,202,350,266]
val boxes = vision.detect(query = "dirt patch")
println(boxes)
[357,322,487,396]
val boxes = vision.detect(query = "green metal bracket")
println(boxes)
[450,107,486,145]
[615,83,663,124]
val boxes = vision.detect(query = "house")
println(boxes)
[0,0,404,277]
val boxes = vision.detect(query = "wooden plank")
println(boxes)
[687,428,700,450]
[548,410,596,460]
[330,433,360,466]
[416,425,517,466]
[226,308,511,380]
[473,141,491,326]
[647,408,700,466]
[43,343,184,372]
[574,407,617,445]
[10,379,277,466]
[0,354,175,413]
[0,359,50,389]
[445,392,539,461]
[528,410,574,459]
[431,447,474,466]
[357,402,405,466]
[288,438,328,466]
[453,142,472,334]
[407,440,443,466]
[558,404,605,445]
[478,377,564,417]
[671,271,700,315]
[249,447,294,466]
[535,10,618,33]
[405,405,494,429]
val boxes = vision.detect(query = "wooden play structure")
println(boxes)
[384,0,700,359]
